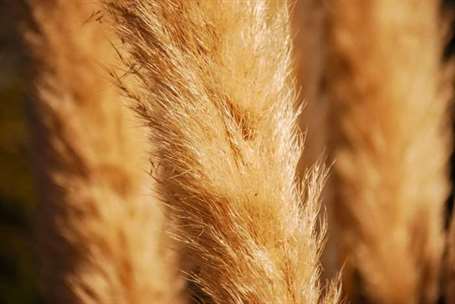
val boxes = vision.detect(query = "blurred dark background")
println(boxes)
[0,1,454,303]
[0,2,42,303]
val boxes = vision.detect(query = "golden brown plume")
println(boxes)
[325,0,452,303]
[105,0,339,303]
[22,0,184,302]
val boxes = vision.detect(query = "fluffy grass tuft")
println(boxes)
[22,0,184,302]
[325,0,453,303]
[105,1,340,303]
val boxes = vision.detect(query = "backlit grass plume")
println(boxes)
[105,1,339,303]
[325,0,452,303]
[22,0,184,302]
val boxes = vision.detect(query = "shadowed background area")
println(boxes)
[0,2,42,303]
[0,1,454,303]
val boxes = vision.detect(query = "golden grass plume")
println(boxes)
[325,0,453,303]
[105,0,340,303]
[22,0,184,302]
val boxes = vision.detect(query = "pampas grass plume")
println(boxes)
[22,0,184,302]
[325,0,452,303]
[105,1,340,303]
